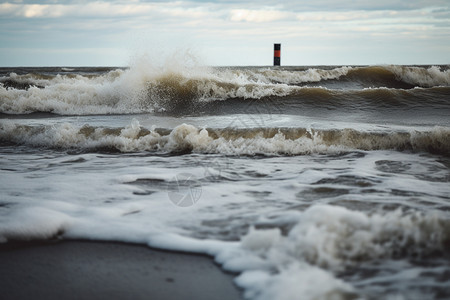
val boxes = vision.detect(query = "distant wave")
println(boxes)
[345,65,450,88]
[1,120,448,156]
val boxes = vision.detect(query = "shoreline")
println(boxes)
[0,240,242,300]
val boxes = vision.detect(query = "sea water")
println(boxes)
[1,58,449,299]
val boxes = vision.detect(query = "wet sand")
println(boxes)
[0,240,242,300]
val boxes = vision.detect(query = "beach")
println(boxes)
[0,240,242,300]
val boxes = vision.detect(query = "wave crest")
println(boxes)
[1,120,449,156]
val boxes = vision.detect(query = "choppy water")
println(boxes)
[1,61,450,300]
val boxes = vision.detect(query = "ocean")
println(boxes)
[1,60,449,300]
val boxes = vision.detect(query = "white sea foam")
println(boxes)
[0,207,72,242]
[234,263,355,300]
[226,205,450,300]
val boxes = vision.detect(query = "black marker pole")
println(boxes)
[274,43,281,66]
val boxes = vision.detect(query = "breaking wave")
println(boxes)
[0,63,449,116]
[1,120,448,156]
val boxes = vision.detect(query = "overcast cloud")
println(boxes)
[0,0,449,66]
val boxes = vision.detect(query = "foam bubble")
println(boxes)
[0,207,72,242]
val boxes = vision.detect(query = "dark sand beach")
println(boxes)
[0,241,242,300]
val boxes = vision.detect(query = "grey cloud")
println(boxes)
[0,0,448,66]
[4,0,449,10]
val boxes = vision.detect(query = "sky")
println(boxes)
[0,0,449,66]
